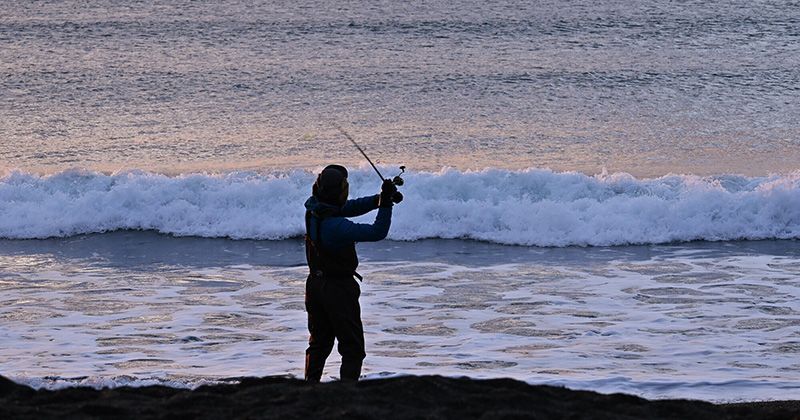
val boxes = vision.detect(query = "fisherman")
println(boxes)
[304,164,402,382]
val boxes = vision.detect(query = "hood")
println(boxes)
[304,196,341,218]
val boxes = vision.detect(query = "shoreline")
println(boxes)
[2,375,798,419]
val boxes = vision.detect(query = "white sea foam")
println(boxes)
[3,253,799,402]
[1,167,799,246]
[10,375,235,391]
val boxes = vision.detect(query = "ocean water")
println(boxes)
[1,0,799,175]
[1,0,800,403]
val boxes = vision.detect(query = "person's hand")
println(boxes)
[391,191,403,204]
[379,179,397,207]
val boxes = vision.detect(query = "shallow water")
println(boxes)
[1,232,798,402]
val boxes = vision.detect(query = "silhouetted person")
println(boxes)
[304,164,401,382]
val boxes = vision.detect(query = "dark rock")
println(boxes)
[0,375,797,420]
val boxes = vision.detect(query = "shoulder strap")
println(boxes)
[305,210,324,252]
[304,210,362,282]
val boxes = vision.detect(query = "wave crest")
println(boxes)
[1,168,798,246]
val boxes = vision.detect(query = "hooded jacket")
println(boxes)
[304,194,392,277]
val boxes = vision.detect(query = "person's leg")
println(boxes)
[304,275,335,382]
[324,277,366,382]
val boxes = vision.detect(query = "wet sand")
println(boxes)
[1,374,798,420]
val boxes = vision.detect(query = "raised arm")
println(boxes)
[329,206,392,243]
[339,195,380,218]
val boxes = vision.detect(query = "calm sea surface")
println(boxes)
[1,0,798,175]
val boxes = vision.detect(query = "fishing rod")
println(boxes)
[332,123,405,186]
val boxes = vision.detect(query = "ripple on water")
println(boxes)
[730,362,770,369]
[110,359,176,369]
[95,347,151,355]
[612,352,644,360]
[632,286,716,296]
[74,287,136,295]
[374,340,430,349]
[663,310,715,320]
[640,327,712,337]
[653,272,737,284]
[495,301,554,315]
[62,298,136,316]
[369,276,431,286]
[472,317,576,338]
[699,283,779,297]
[773,342,800,353]
[384,323,457,336]
[420,286,499,310]
[0,308,62,322]
[96,334,180,347]
[173,280,250,293]
[633,294,709,305]
[202,312,270,329]
[734,318,800,331]
[471,317,537,336]
[616,262,693,275]
[640,363,678,374]
[615,344,650,353]
[108,314,174,325]
[510,266,575,281]
[279,301,304,311]
[235,289,302,306]
[767,261,800,273]
[172,294,228,306]
[628,285,721,304]
[501,343,560,357]
[369,264,450,276]
[565,310,603,318]
[199,331,274,342]
[372,339,430,358]
[416,360,518,370]
[755,305,800,316]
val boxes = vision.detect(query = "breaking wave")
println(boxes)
[1,167,798,247]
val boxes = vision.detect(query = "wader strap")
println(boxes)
[309,212,362,282]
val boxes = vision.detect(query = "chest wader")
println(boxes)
[304,210,365,382]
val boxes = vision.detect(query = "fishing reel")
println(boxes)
[389,166,405,204]
[392,166,405,186]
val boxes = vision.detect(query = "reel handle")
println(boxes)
[391,165,406,186]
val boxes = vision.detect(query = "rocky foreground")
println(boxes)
[1,374,798,419]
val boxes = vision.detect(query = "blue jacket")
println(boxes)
[304,195,392,251]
